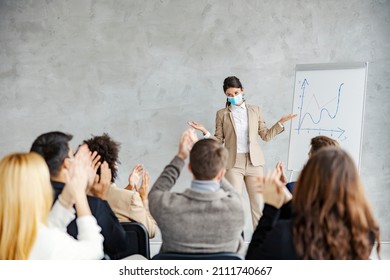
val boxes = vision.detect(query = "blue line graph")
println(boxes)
[295,79,346,139]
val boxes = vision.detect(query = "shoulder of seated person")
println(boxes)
[87,195,108,206]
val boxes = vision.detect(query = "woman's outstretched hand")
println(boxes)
[278,113,298,124]
[187,121,208,135]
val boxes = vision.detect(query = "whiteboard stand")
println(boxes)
[288,170,294,183]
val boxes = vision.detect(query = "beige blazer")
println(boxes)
[213,104,284,169]
[106,184,157,238]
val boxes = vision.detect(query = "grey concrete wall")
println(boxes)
[1,0,389,259]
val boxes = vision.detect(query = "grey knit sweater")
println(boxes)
[149,156,246,256]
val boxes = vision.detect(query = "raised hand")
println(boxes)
[90,161,112,200]
[177,128,198,160]
[253,168,291,209]
[275,161,288,185]
[126,164,144,191]
[261,169,285,208]
[86,150,101,188]
[278,113,298,124]
[187,121,208,135]
[61,144,91,207]
[138,171,150,201]
[91,151,101,174]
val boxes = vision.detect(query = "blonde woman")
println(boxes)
[0,147,104,260]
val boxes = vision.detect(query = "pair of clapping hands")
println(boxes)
[177,128,198,160]
[59,144,111,209]
[254,162,292,209]
[90,151,150,201]
[125,164,150,201]
[61,144,150,203]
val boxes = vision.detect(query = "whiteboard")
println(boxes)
[287,62,368,172]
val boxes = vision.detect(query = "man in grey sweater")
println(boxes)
[149,128,246,256]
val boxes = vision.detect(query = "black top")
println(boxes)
[246,201,376,260]
[246,201,300,260]
[52,181,133,260]
[286,181,295,194]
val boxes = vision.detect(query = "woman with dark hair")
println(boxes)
[246,147,381,259]
[188,76,296,228]
[83,133,157,238]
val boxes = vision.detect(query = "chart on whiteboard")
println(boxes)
[288,64,367,172]
[296,78,346,141]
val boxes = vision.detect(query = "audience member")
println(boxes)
[149,129,246,256]
[277,135,340,193]
[246,147,380,259]
[0,150,103,259]
[83,133,157,238]
[30,131,135,259]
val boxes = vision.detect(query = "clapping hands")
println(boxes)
[90,161,112,200]
[61,144,91,207]
[126,164,150,201]
[254,168,292,209]
[177,128,198,160]
[275,161,288,185]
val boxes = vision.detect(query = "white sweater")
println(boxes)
[29,201,104,260]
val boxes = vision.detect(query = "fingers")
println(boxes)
[138,171,150,200]
[187,121,196,126]
[100,161,112,184]
[187,128,197,143]
[182,128,197,148]
[91,151,101,172]
[132,164,144,175]
[284,113,298,120]
[188,128,198,143]
[74,144,90,162]
[89,162,111,200]
[128,163,144,187]
[276,161,288,185]
[187,121,205,133]
[142,171,150,183]
[279,113,298,123]
[141,171,150,189]
[261,168,286,208]
[187,121,199,127]
[177,128,197,160]
[287,113,298,120]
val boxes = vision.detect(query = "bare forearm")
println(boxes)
[75,195,92,217]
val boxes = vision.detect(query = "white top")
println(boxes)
[203,103,283,151]
[229,102,250,153]
[204,103,250,153]
[28,201,104,260]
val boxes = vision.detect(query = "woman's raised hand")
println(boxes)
[126,164,144,191]
[187,121,208,135]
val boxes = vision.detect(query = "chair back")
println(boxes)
[120,222,150,259]
[152,252,243,260]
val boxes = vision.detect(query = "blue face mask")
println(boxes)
[227,94,243,105]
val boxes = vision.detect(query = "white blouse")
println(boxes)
[229,102,250,153]
[29,201,104,260]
